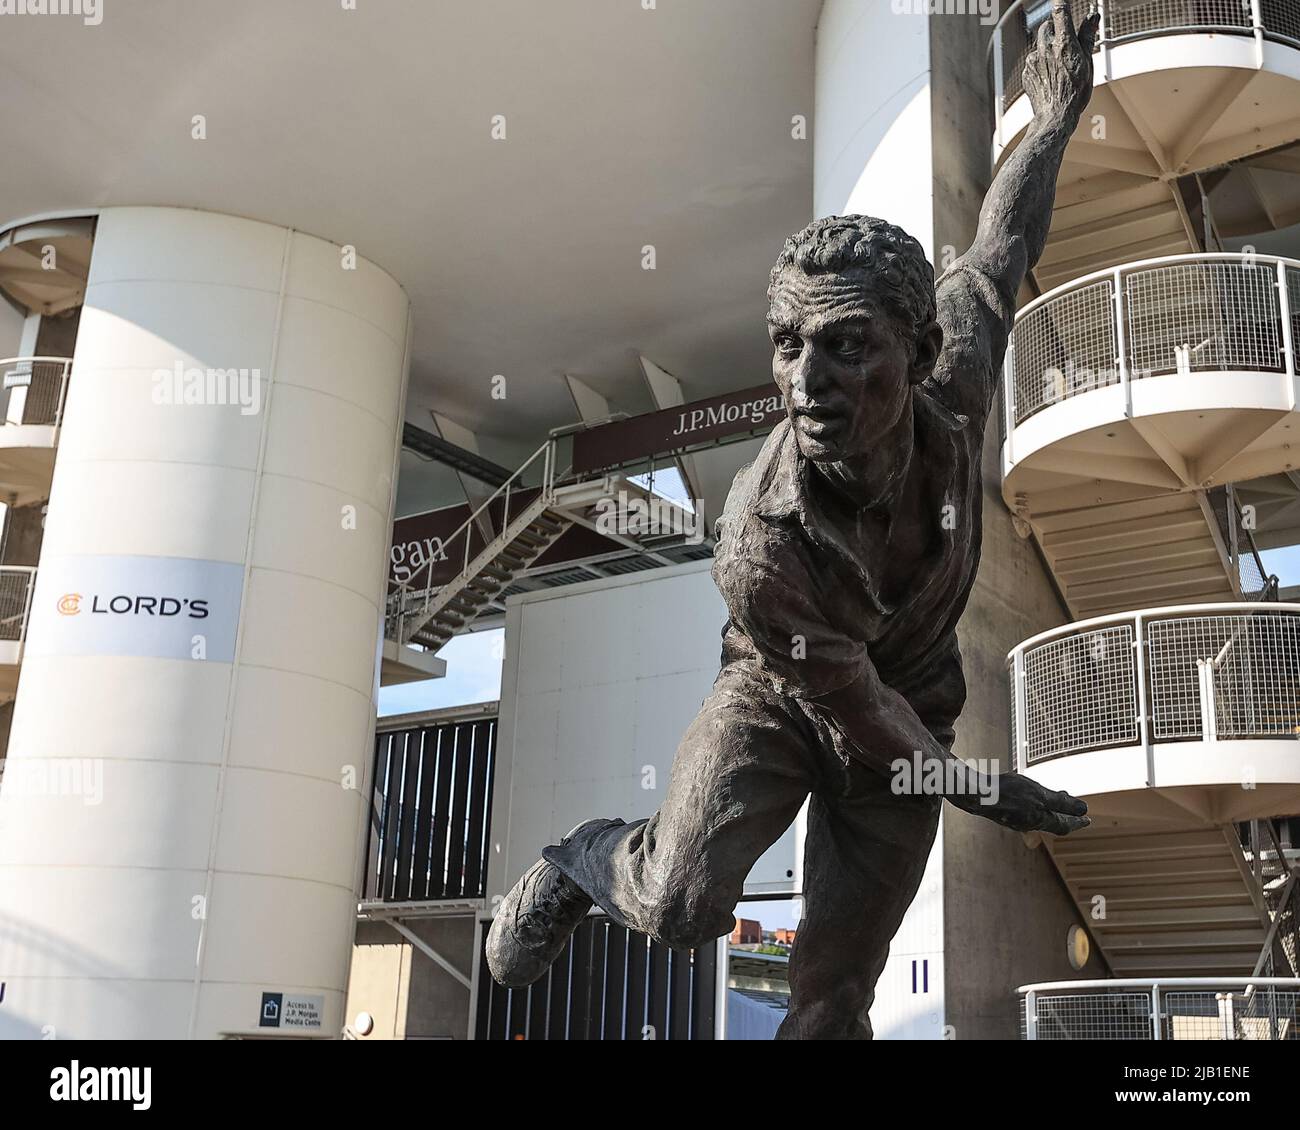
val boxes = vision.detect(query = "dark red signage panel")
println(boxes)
[572,383,785,473]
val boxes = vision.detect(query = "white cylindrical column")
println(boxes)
[815,0,934,243]
[0,207,409,1038]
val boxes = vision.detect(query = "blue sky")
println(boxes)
[1260,544,1300,590]
[378,628,504,716]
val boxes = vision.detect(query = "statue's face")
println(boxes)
[767,267,921,464]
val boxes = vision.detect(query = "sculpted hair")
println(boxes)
[768,215,937,341]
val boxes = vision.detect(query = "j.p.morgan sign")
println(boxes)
[572,383,785,473]
[27,555,244,663]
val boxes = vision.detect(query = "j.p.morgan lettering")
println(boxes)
[571,383,786,473]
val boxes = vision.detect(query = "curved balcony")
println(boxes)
[992,0,1300,164]
[0,565,35,699]
[990,2,1300,288]
[1002,254,1300,614]
[1008,603,1300,823]
[0,357,72,504]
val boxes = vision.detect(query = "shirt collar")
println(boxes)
[751,390,970,614]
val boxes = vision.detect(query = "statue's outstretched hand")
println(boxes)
[955,771,1090,836]
[1023,0,1100,125]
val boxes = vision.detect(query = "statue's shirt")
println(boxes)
[712,261,1011,733]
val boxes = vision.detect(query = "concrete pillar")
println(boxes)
[0,207,409,1038]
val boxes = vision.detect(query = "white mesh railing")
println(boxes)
[1021,990,1154,1040]
[1009,604,1300,768]
[1020,979,1300,1040]
[990,1,1300,123]
[1006,254,1298,430]
[0,357,73,428]
[1108,0,1252,39]
[1022,624,1137,764]
[0,566,36,643]
[1011,278,1118,423]
[1124,261,1284,377]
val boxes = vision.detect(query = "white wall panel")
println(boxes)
[226,667,372,781]
[69,283,279,375]
[493,560,801,907]
[55,367,267,469]
[41,461,256,561]
[7,655,233,765]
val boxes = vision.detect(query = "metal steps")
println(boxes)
[406,505,572,651]
[1035,492,1234,617]
[386,436,702,661]
[1048,823,1272,977]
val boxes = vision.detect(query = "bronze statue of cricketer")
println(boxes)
[489,1,1099,1038]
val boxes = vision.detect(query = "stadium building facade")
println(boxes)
[0,0,1297,1040]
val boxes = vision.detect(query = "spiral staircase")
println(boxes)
[991,0,1300,995]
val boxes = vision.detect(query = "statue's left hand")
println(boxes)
[1023,0,1100,126]
[955,770,1091,836]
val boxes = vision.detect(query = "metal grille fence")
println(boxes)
[1007,254,1297,429]
[1021,979,1300,1039]
[1289,265,1300,351]
[0,567,36,643]
[1162,989,1300,1040]
[364,715,497,902]
[475,915,717,1040]
[1107,0,1252,39]
[1011,605,1300,764]
[1125,260,1284,377]
[1013,278,1117,424]
[1262,0,1300,43]
[991,2,1300,120]
[1008,656,1020,771]
[1022,625,1137,764]
[1023,991,1154,1040]
[0,358,72,427]
[1147,613,1300,739]
[1206,484,1280,601]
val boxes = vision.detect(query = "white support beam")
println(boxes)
[564,373,610,424]
[1064,140,1162,178]
[1168,69,1256,174]
[638,355,701,504]
[431,411,496,543]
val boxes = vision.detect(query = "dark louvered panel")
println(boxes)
[363,733,394,901]
[363,716,497,904]
[474,916,717,1041]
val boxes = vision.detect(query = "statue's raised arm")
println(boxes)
[932,0,1099,421]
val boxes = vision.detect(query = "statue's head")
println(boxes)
[766,215,941,464]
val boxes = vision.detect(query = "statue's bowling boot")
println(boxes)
[485,819,617,988]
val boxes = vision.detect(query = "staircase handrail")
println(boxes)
[389,437,558,624]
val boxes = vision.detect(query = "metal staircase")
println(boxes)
[1048,823,1272,976]
[990,0,1300,293]
[399,498,571,652]
[386,434,699,656]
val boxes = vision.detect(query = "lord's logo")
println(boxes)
[84,593,210,619]
[57,593,82,616]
